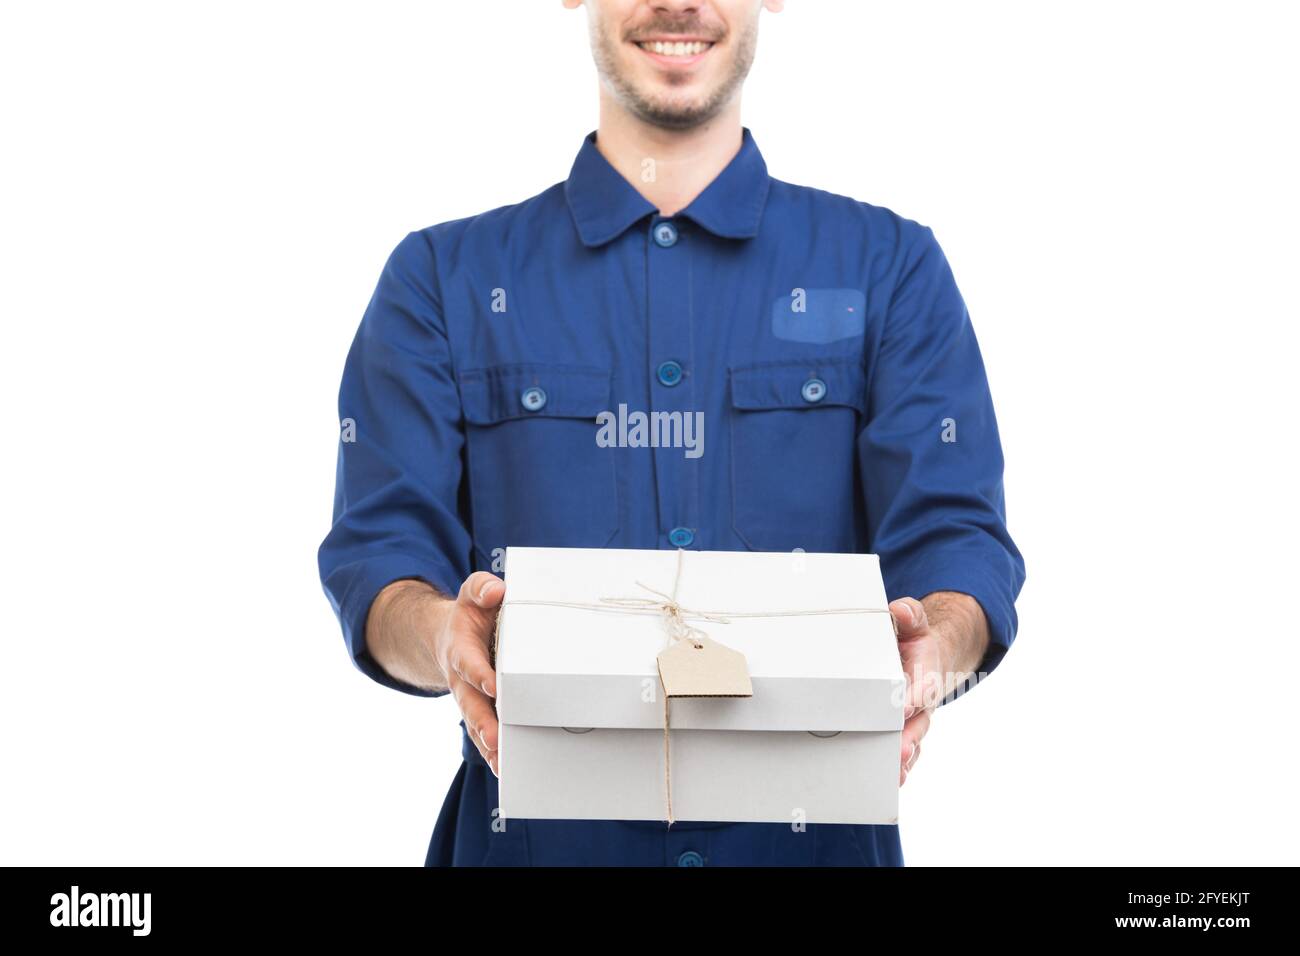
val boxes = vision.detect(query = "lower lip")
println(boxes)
[634,43,714,68]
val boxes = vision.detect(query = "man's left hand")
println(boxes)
[889,596,942,787]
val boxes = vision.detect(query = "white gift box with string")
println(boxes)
[494,546,906,825]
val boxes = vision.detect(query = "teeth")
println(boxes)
[639,40,711,56]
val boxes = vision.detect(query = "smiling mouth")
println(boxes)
[635,39,715,58]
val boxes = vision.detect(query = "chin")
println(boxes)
[634,102,720,130]
[624,76,722,126]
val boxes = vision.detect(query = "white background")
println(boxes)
[2,0,1296,865]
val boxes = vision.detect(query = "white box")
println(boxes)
[495,547,905,825]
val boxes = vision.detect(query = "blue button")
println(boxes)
[653,221,678,247]
[677,850,704,867]
[668,527,695,548]
[520,386,547,412]
[656,360,683,387]
[801,377,827,404]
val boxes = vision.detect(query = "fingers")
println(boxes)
[906,671,931,720]
[450,573,506,776]
[889,596,929,641]
[447,631,497,699]
[901,649,941,718]
[452,674,499,776]
[899,708,930,786]
[899,739,921,786]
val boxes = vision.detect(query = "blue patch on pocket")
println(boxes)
[772,288,866,344]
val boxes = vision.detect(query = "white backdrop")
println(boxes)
[2,0,1296,866]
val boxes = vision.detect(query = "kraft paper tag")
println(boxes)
[657,636,753,698]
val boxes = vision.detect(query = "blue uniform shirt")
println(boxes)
[319,128,1025,866]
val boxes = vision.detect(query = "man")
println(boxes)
[319,0,1024,867]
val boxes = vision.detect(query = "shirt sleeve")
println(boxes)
[859,223,1026,698]
[317,230,470,698]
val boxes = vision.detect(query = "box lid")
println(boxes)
[496,547,905,733]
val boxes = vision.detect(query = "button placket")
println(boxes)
[646,216,699,550]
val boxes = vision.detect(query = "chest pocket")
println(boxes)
[458,364,619,567]
[729,359,867,554]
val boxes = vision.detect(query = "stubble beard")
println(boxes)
[589,18,759,131]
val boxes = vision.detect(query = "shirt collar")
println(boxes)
[564,127,771,248]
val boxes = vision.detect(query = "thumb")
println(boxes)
[460,572,506,609]
[889,597,928,640]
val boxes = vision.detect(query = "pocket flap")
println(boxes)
[458,364,612,425]
[729,359,867,414]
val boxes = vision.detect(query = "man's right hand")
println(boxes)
[366,571,505,776]
[432,572,504,776]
